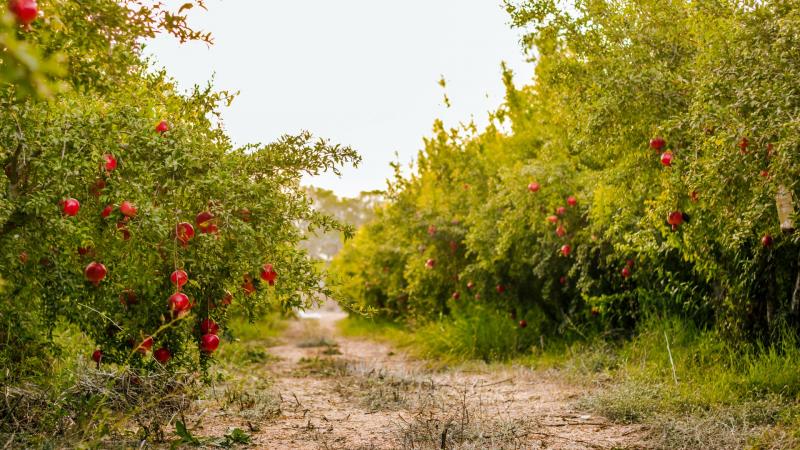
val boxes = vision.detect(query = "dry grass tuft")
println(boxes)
[393,382,538,450]
[220,381,282,424]
[335,362,432,412]
[1,364,197,446]
[297,336,339,348]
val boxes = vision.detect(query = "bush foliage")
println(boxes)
[332,0,800,344]
[0,0,359,382]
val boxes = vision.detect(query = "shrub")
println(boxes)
[333,0,800,349]
[0,0,359,378]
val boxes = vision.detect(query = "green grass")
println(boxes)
[339,305,539,363]
[560,319,800,449]
[217,313,286,369]
[338,314,410,343]
[342,312,800,449]
[226,313,287,342]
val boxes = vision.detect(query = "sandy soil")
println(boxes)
[196,311,646,450]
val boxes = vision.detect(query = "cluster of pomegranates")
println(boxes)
[416,133,780,328]
[650,136,673,167]
[531,185,578,255]
[79,121,283,367]
[621,259,634,279]
[199,317,220,354]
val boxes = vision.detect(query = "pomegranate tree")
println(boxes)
[0,0,360,386]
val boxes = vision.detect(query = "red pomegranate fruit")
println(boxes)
[90,179,106,198]
[169,292,191,312]
[528,182,541,193]
[170,270,188,289]
[260,264,278,286]
[200,334,220,353]
[762,234,774,248]
[221,291,233,306]
[649,137,665,151]
[116,222,131,240]
[195,211,214,232]
[62,198,80,216]
[84,262,108,286]
[560,244,572,257]
[667,211,684,231]
[200,318,219,335]
[119,289,137,306]
[91,349,102,363]
[154,347,171,364]
[119,201,137,218]
[137,336,154,354]
[156,120,169,134]
[103,153,117,172]
[660,151,673,166]
[739,137,749,154]
[567,196,577,207]
[176,222,195,245]
[9,0,38,25]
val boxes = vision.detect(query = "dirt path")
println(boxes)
[201,311,646,449]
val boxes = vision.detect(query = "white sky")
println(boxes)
[144,1,534,198]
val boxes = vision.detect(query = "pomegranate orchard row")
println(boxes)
[331,1,800,343]
[1,0,358,378]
